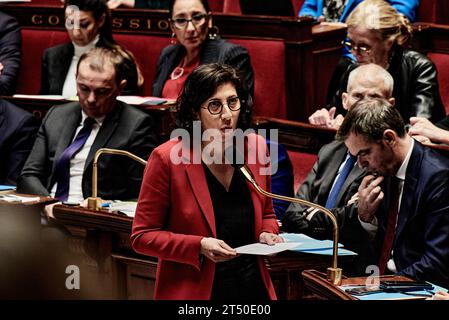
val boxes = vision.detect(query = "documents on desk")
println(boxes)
[235,242,303,255]
[107,201,137,217]
[0,194,40,203]
[340,282,447,300]
[116,96,175,106]
[0,185,16,195]
[281,233,357,256]
[13,94,76,101]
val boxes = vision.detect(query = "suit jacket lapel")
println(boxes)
[395,143,421,240]
[186,163,216,237]
[54,44,74,93]
[318,143,347,203]
[84,102,122,169]
[50,104,81,185]
[155,45,184,96]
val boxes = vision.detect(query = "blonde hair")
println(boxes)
[346,0,412,47]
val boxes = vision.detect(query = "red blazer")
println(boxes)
[131,133,279,300]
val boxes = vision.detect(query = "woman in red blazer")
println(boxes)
[131,63,282,300]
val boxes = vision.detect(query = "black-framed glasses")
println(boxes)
[171,13,208,30]
[202,96,241,115]
[342,40,372,56]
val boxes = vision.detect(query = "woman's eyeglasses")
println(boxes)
[342,40,372,56]
[171,13,208,30]
[202,97,241,115]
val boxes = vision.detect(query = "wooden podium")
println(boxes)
[50,204,355,300]
[302,269,428,300]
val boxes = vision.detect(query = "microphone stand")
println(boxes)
[238,164,342,285]
[87,148,147,211]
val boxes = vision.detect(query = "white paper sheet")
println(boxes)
[235,242,303,255]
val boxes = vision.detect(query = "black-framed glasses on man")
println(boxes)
[202,96,241,115]
[341,40,372,56]
[171,13,209,30]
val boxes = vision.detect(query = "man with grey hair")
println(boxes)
[309,63,395,129]
[337,98,449,287]
[282,66,395,272]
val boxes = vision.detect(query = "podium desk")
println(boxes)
[302,269,432,300]
[51,204,354,300]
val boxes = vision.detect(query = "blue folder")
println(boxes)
[281,232,357,256]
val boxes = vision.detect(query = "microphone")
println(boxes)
[226,144,343,285]
[87,148,147,210]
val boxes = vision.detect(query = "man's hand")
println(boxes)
[357,175,384,223]
[309,107,337,127]
[200,237,237,263]
[409,117,449,145]
[330,114,345,130]
[0,63,4,75]
[259,232,284,245]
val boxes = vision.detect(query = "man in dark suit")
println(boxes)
[282,64,395,261]
[0,11,21,95]
[338,98,449,288]
[0,99,39,185]
[18,47,157,203]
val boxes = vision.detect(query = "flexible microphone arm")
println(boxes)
[238,164,342,285]
[87,148,147,211]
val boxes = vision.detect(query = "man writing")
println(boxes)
[18,47,158,204]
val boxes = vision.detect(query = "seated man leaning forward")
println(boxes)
[308,63,395,129]
[18,47,158,214]
[337,99,449,288]
[282,65,394,273]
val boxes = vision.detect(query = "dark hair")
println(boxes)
[77,47,127,85]
[64,0,115,45]
[176,63,252,133]
[168,0,210,16]
[337,98,406,141]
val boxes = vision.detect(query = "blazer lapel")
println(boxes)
[50,104,81,185]
[154,45,184,96]
[395,143,421,240]
[337,164,364,205]
[185,163,216,237]
[54,44,74,93]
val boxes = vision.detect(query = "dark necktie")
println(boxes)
[325,154,356,209]
[378,177,401,275]
[54,117,95,201]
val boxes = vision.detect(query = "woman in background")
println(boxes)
[320,0,445,125]
[152,0,254,99]
[41,0,142,96]
[132,64,281,300]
